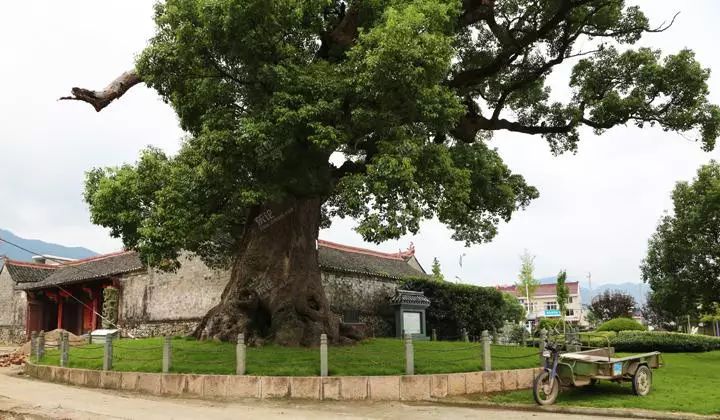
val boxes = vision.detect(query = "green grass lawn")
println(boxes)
[35,337,538,376]
[483,351,720,415]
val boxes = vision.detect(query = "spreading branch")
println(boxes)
[59,70,142,112]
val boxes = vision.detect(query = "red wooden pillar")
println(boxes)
[57,298,64,330]
[91,296,99,331]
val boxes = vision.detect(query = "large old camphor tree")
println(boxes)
[67,0,720,346]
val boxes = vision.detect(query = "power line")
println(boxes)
[0,235,131,337]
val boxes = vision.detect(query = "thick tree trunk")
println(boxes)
[193,197,340,346]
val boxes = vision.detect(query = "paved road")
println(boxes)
[0,367,625,420]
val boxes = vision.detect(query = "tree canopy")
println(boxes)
[642,162,720,320]
[515,249,538,301]
[556,269,569,319]
[430,257,446,281]
[80,0,720,271]
[589,290,636,322]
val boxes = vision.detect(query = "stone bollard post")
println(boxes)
[320,334,328,377]
[461,328,469,343]
[236,334,246,375]
[404,333,414,375]
[38,331,45,361]
[571,327,581,352]
[60,331,69,368]
[162,336,172,373]
[431,329,437,342]
[482,330,491,371]
[30,331,37,361]
[539,328,548,367]
[103,336,113,371]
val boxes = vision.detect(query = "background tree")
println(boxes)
[640,292,677,331]
[516,249,539,320]
[556,269,570,331]
[430,257,446,282]
[67,0,720,345]
[699,303,720,337]
[589,290,636,322]
[501,292,526,324]
[642,162,720,323]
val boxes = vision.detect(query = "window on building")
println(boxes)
[545,301,558,311]
[342,309,361,324]
[566,309,574,317]
[568,297,573,304]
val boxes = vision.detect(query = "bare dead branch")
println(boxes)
[59,70,142,112]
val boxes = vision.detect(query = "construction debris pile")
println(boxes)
[0,352,26,367]
[0,330,87,367]
[16,329,86,356]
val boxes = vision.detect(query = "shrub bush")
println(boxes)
[537,318,564,333]
[597,317,646,332]
[400,277,508,339]
[612,331,720,353]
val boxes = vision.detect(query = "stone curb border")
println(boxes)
[24,362,539,401]
[436,399,720,420]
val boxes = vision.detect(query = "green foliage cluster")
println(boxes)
[556,270,569,318]
[612,331,720,353]
[643,162,720,319]
[430,257,445,282]
[515,250,538,299]
[401,277,519,338]
[596,317,646,332]
[537,318,564,333]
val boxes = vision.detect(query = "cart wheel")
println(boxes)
[632,365,652,396]
[533,371,560,405]
[588,379,598,387]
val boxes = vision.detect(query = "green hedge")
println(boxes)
[400,277,508,339]
[597,317,646,332]
[612,331,720,353]
[578,330,720,353]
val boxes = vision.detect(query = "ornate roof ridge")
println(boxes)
[318,239,415,261]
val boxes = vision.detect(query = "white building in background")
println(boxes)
[497,282,586,327]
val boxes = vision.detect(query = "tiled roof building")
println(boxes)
[0,239,426,343]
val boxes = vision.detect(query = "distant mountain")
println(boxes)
[581,283,649,306]
[0,228,97,268]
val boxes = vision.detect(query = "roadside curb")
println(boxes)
[22,361,541,402]
[431,398,720,420]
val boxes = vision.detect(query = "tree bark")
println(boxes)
[193,196,340,346]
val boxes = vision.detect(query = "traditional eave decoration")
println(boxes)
[391,289,431,307]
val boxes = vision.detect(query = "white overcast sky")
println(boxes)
[1,1,719,288]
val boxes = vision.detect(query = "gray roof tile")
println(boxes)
[7,240,425,289]
[12,252,143,290]
[318,240,425,280]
